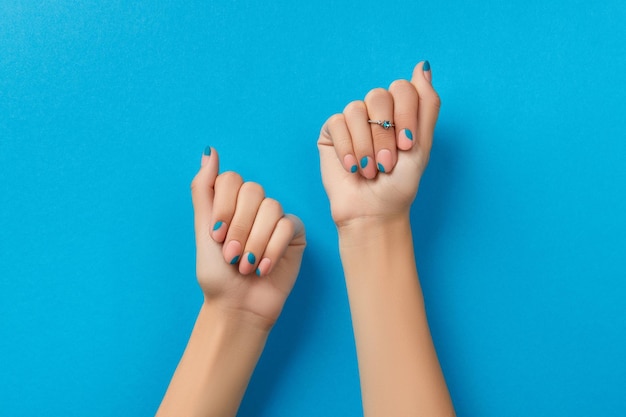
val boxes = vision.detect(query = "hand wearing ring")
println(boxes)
[318,61,440,225]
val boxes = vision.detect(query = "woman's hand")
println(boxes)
[191,148,306,329]
[317,62,440,228]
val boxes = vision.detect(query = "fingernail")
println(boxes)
[224,240,242,265]
[398,129,414,151]
[212,221,227,242]
[256,258,271,277]
[376,149,392,173]
[360,156,377,179]
[423,61,432,83]
[201,146,212,167]
[246,252,256,265]
[343,154,358,174]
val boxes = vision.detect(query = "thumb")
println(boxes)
[191,146,220,226]
[410,61,441,157]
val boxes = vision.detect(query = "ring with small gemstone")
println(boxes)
[368,120,395,130]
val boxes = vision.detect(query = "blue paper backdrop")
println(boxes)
[1,1,625,415]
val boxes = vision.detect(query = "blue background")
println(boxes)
[1,1,625,415]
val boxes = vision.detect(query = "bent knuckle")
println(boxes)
[240,181,265,200]
[279,217,295,236]
[217,171,243,187]
[364,87,389,103]
[326,113,345,129]
[261,198,283,216]
[343,100,367,118]
[389,79,413,93]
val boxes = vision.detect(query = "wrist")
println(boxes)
[337,213,412,249]
[202,299,275,334]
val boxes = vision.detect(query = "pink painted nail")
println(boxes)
[360,156,377,179]
[212,221,227,243]
[256,258,271,277]
[376,149,393,173]
[397,129,414,151]
[224,240,242,265]
[343,154,358,174]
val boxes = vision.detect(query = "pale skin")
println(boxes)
[156,148,306,417]
[318,61,456,416]
[157,61,453,416]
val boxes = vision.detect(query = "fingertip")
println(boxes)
[200,145,212,167]
[285,214,306,243]
[423,60,432,83]
[198,146,220,188]
[410,61,433,86]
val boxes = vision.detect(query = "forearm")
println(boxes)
[338,215,454,417]
[156,301,270,417]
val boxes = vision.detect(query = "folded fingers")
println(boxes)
[211,175,295,276]
[324,82,421,177]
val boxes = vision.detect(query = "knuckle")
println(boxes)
[216,171,243,187]
[261,198,283,216]
[364,87,390,103]
[421,90,442,109]
[279,217,295,236]
[371,129,392,144]
[343,100,366,117]
[432,92,442,109]
[240,181,265,200]
[395,108,417,122]
[389,79,413,92]
[190,175,201,194]
[227,221,249,237]
[326,113,345,129]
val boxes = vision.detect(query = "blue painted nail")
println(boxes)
[247,252,256,264]
[204,146,212,156]
[405,129,413,140]
[255,268,261,277]
[360,156,369,169]
[423,61,430,71]
[229,255,240,265]
[212,221,223,231]
[350,164,358,173]
[377,162,385,173]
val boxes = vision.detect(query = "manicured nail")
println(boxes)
[423,61,432,83]
[398,129,414,151]
[360,156,377,179]
[256,258,271,277]
[247,252,256,265]
[343,154,358,174]
[224,240,242,265]
[201,146,212,167]
[376,149,392,174]
[212,221,227,242]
